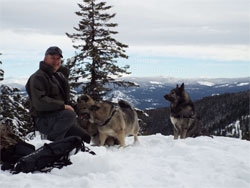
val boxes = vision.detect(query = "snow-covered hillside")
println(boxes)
[1,134,250,188]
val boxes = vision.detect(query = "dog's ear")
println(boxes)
[78,95,89,103]
[176,84,179,88]
[180,83,185,90]
[163,94,168,100]
[90,105,100,111]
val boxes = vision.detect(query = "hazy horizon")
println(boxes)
[2,75,249,88]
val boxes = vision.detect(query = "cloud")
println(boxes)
[110,0,249,45]
[0,0,249,79]
[1,30,248,63]
[1,0,249,45]
[0,0,80,35]
[127,45,249,61]
[0,30,74,61]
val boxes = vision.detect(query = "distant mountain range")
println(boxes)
[3,76,249,110]
[104,77,249,109]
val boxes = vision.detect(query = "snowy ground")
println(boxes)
[1,134,250,188]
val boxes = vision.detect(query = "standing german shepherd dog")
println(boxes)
[76,95,119,146]
[164,83,203,139]
[89,100,139,147]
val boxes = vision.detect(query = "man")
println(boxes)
[26,46,91,143]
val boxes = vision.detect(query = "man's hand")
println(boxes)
[65,104,75,112]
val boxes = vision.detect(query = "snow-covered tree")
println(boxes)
[66,0,137,101]
[0,56,33,139]
[63,57,86,104]
[0,53,4,82]
[0,53,4,123]
[0,85,33,139]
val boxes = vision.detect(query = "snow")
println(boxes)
[214,84,229,88]
[197,81,215,86]
[1,134,250,188]
[237,83,249,86]
[223,120,243,139]
[104,90,137,106]
[150,81,162,85]
[144,99,153,102]
[231,120,241,138]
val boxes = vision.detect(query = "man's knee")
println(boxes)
[35,110,78,141]
[61,110,77,120]
[45,110,77,141]
[65,126,91,143]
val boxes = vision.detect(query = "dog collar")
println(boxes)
[99,105,118,127]
[171,113,196,119]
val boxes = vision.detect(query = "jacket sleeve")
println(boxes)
[29,75,65,112]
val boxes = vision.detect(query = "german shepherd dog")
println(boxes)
[76,95,119,146]
[164,83,203,139]
[88,100,139,147]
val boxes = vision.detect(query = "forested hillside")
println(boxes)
[139,90,250,140]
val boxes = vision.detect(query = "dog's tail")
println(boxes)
[118,100,132,109]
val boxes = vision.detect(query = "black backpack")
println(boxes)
[1,141,36,171]
[1,136,95,174]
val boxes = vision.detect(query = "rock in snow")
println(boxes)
[1,134,250,188]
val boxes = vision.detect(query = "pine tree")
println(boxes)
[63,57,86,103]
[66,0,138,101]
[0,53,4,82]
[0,53,4,123]
[0,85,33,139]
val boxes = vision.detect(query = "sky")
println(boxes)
[0,0,249,85]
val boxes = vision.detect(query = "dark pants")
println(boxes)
[35,110,91,143]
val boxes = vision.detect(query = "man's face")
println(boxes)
[44,54,62,72]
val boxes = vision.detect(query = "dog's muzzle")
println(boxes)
[164,95,172,101]
[79,113,90,120]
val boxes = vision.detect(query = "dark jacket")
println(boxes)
[25,61,70,117]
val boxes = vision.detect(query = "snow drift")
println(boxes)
[1,134,250,188]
